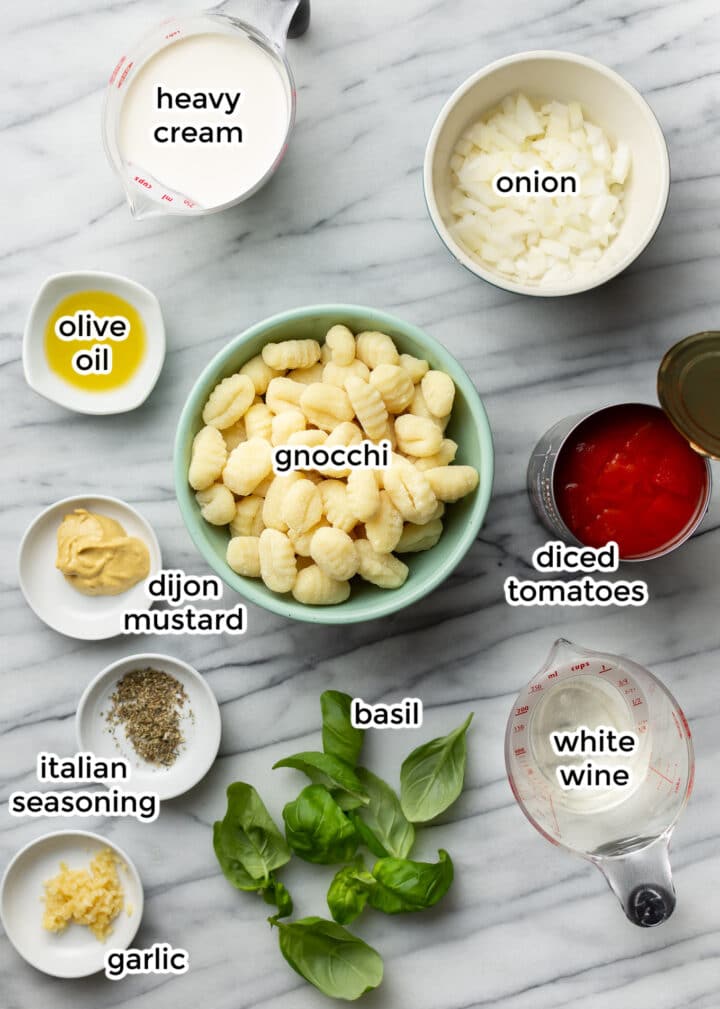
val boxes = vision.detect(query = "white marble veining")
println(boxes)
[2,0,720,1006]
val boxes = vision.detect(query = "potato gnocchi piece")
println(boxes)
[346,468,380,522]
[412,439,458,471]
[421,370,456,418]
[310,526,359,581]
[189,426,227,490]
[263,473,303,531]
[399,353,429,383]
[425,465,479,502]
[258,528,297,593]
[383,456,437,523]
[226,536,261,577]
[287,428,328,448]
[300,383,354,431]
[345,376,388,441]
[370,364,415,414]
[288,363,324,385]
[195,483,236,525]
[325,421,363,447]
[262,339,321,371]
[240,355,280,395]
[244,402,273,442]
[365,490,404,553]
[223,437,273,496]
[230,495,264,537]
[222,419,247,452]
[394,414,444,458]
[203,373,255,430]
[272,409,306,445]
[356,331,400,368]
[319,480,358,533]
[408,384,435,422]
[253,474,274,497]
[288,518,330,557]
[355,540,409,589]
[396,518,444,553]
[292,564,350,605]
[266,377,306,414]
[282,479,323,534]
[323,360,370,387]
[325,324,356,366]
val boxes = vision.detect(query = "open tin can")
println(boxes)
[528,332,720,561]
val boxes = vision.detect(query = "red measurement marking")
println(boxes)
[632,697,643,707]
[618,677,628,686]
[513,724,525,733]
[109,56,126,85]
[530,684,543,693]
[165,30,182,38]
[547,670,558,679]
[514,747,526,756]
[571,662,589,671]
[118,61,134,89]
[649,765,673,786]
[600,665,613,674]
[515,706,529,716]
[134,176,152,189]
[161,194,174,202]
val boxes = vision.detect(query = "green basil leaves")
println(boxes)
[213,782,293,917]
[400,714,474,822]
[213,694,474,1001]
[283,785,359,864]
[321,690,365,767]
[270,916,383,1001]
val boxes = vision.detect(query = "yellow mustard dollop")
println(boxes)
[56,508,150,596]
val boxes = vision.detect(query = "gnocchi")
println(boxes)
[188,323,480,603]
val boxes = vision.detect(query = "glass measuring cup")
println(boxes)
[103,0,310,219]
[505,639,694,927]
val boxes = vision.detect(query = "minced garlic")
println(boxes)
[42,848,125,941]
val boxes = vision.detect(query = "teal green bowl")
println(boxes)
[174,305,494,623]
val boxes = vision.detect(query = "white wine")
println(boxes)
[529,674,649,812]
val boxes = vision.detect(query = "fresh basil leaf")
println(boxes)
[349,811,390,859]
[262,877,293,918]
[273,751,369,806]
[368,849,454,914]
[321,690,364,768]
[327,858,375,925]
[400,714,474,823]
[356,767,415,858]
[270,916,384,1000]
[334,792,366,812]
[219,782,291,882]
[283,785,359,864]
[213,821,265,891]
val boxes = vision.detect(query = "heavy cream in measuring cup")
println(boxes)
[118,33,290,209]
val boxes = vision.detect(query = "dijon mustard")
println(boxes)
[56,509,150,595]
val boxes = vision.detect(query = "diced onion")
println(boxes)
[449,93,631,286]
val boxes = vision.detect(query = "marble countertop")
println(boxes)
[2,0,720,1006]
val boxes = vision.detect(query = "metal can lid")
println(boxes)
[657,331,720,461]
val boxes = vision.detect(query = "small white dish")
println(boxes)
[0,830,143,978]
[23,271,165,415]
[18,495,161,640]
[76,653,222,801]
[424,50,670,297]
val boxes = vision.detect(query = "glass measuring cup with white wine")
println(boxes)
[505,639,694,926]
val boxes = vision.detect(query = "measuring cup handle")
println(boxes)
[288,0,310,37]
[597,835,677,928]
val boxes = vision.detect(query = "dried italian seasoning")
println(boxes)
[106,667,190,767]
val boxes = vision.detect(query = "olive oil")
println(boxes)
[44,290,145,392]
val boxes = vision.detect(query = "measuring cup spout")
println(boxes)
[211,0,310,44]
[594,834,676,927]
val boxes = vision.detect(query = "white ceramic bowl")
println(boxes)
[76,653,222,801]
[18,494,162,640]
[424,51,670,297]
[0,830,143,978]
[23,271,165,414]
